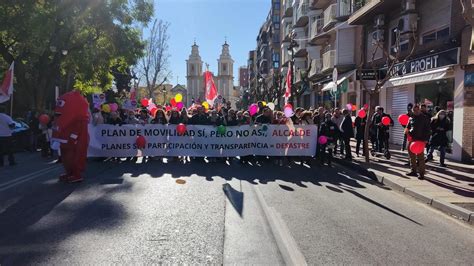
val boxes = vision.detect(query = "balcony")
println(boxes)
[309,59,323,78]
[310,18,324,40]
[312,0,332,9]
[348,0,399,25]
[295,1,309,27]
[336,0,353,19]
[322,50,336,72]
[295,69,304,84]
[323,4,337,31]
[283,0,293,18]
[294,39,307,57]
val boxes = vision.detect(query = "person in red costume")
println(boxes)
[52,91,90,183]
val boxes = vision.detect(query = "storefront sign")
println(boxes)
[387,48,459,78]
[356,69,386,80]
[464,72,474,86]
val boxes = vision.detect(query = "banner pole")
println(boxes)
[10,90,13,117]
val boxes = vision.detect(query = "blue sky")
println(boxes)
[153,0,270,86]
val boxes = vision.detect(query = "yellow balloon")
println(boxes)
[102,104,111,113]
[202,101,209,110]
[175,93,183,103]
[262,101,267,107]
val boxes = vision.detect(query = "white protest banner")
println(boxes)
[87,124,318,157]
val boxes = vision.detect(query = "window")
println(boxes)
[390,27,409,53]
[272,53,280,62]
[274,2,280,10]
[273,61,280,69]
[222,63,227,72]
[422,27,450,44]
[274,23,280,30]
[273,33,280,43]
[273,15,280,23]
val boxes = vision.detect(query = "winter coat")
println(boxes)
[407,114,431,142]
[429,117,450,147]
[319,120,340,143]
[354,116,366,140]
[340,115,354,138]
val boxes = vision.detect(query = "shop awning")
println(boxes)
[385,67,452,87]
[321,70,356,92]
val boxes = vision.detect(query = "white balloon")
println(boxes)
[267,102,275,111]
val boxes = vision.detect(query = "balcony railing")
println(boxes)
[322,50,336,72]
[296,2,309,24]
[323,4,337,29]
[310,18,324,38]
[309,59,323,77]
[337,0,353,18]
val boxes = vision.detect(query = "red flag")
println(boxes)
[204,71,217,106]
[0,61,14,103]
[284,62,292,104]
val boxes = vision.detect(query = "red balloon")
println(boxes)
[39,114,50,125]
[136,136,146,149]
[358,109,366,118]
[407,134,413,142]
[381,116,391,126]
[141,98,149,107]
[363,104,369,110]
[150,107,158,118]
[165,106,172,112]
[409,141,425,155]
[398,114,409,126]
[170,98,177,107]
[176,123,187,135]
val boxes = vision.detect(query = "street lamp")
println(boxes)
[287,30,299,105]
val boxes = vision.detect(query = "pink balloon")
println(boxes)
[284,107,294,118]
[110,103,118,112]
[358,109,366,118]
[176,102,184,110]
[249,104,259,116]
[346,103,352,111]
[318,135,328,145]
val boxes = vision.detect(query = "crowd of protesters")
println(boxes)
[1,99,453,181]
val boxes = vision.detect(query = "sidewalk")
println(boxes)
[334,141,474,224]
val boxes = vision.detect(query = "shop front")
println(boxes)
[382,47,463,160]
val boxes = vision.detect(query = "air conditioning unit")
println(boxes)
[371,29,384,44]
[401,0,416,11]
[397,13,418,33]
[374,14,385,28]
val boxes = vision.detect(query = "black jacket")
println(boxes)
[319,120,339,143]
[407,114,431,141]
[341,115,354,138]
[189,114,209,125]
[256,114,272,124]
[354,116,366,140]
[429,117,450,147]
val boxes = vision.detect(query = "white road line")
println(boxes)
[0,165,61,191]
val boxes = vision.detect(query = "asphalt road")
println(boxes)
[0,154,473,265]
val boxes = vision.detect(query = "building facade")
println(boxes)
[186,42,235,107]
[239,66,249,88]
[348,0,473,162]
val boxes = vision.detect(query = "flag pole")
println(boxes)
[9,90,13,117]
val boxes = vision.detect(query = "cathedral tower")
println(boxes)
[186,42,203,105]
[216,41,234,102]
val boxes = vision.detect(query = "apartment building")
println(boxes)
[281,0,363,109]
[248,0,281,103]
[349,0,473,162]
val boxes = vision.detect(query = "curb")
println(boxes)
[334,158,474,225]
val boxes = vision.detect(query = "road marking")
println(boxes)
[0,165,61,191]
[254,186,307,266]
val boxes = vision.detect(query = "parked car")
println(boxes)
[11,119,31,152]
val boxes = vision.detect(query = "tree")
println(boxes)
[0,0,153,112]
[359,25,417,163]
[139,19,171,98]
